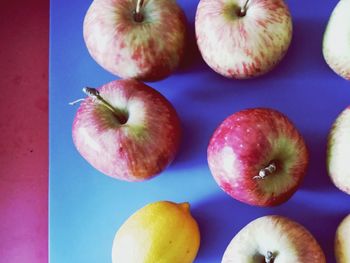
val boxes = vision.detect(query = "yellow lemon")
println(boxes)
[112,201,200,263]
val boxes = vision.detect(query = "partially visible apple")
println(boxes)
[222,215,326,263]
[195,0,292,79]
[327,107,350,195]
[72,79,181,182]
[335,214,350,263]
[207,108,308,206]
[323,0,350,80]
[84,0,186,81]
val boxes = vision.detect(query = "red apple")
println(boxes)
[222,215,326,263]
[195,0,292,79]
[72,79,181,182]
[207,108,308,206]
[83,0,186,81]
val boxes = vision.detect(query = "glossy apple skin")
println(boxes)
[72,79,181,182]
[323,0,350,80]
[84,0,186,82]
[195,0,292,79]
[207,108,308,206]
[335,215,350,263]
[327,107,350,195]
[222,215,326,263]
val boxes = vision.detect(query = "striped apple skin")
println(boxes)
[208,108,308,206]
[195,0,292,79]
[222,216,326,263]
[72,79,181,182]
[83,0,186,81]
[323,0,350,80]
[327,107,350,194]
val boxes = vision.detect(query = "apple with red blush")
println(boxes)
[83,0,187,81]
[207,108,308,206]
[72,79,181,182]
[222,215,326,263]
[195,0,292,79]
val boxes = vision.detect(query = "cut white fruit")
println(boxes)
[335,215,350,263]
[327,107,350,195]
[222,215,326,263]
[323,0,350,80]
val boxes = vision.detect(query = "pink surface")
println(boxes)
[0,0,49,262]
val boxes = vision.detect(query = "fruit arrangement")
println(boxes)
[51,0,350,262]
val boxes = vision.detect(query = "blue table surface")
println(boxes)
[49,0,350,262]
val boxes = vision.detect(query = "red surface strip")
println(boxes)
[0,0,49,262]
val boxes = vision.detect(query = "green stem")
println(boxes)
[83,87,127,124]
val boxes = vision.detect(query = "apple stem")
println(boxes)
[265,251,275,263]
[240,0,250,16]
[69,98,85,105]
[83,87,128,124]
[134,0,144,22]
[253,162,277,180]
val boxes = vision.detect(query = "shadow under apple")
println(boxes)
[300,131,332,191]
[180,17,331,109]
[176,20,207,75]
[181,16,330,83]
[259,17,330,80]
[170,115,209,170]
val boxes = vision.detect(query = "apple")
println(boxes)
[207,108,308,206]
[222,215,326,263]
[195,0,292,79]
[83,0,187,82]
[335,214,350,263]
[323,0,350,80]
[72,79,181,182]
[327,107,350,195]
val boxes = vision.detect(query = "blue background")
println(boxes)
[50,0,350,262]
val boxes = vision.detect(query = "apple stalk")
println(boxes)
[239,0,250,17]
[82,87,128,124]
[134,0,144,22]
[253,162,277,180]
[265,251,275,263]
